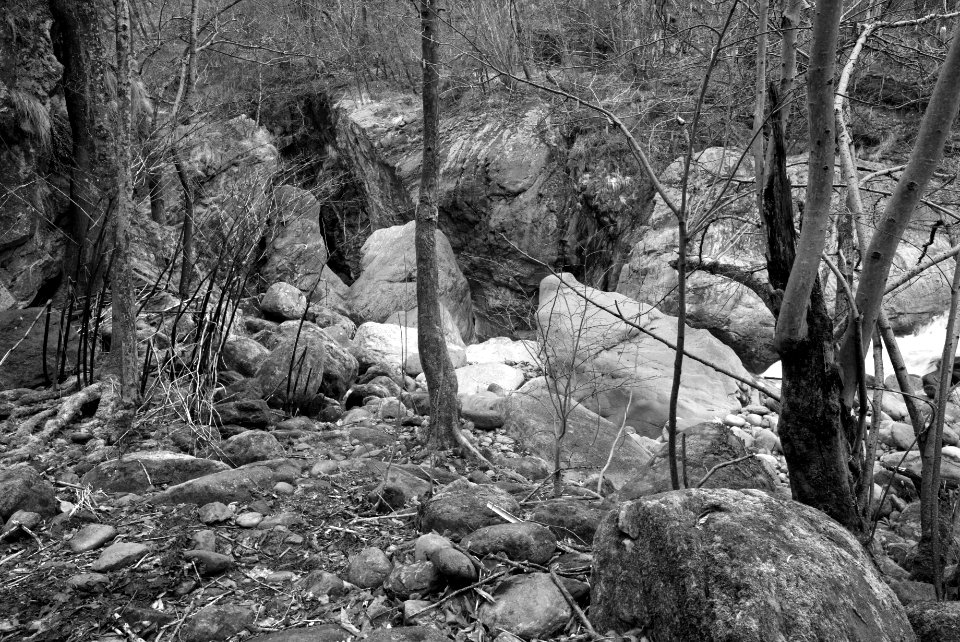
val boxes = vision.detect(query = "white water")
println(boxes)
[761,312,955,380]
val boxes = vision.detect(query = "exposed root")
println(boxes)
[2,382,104,461]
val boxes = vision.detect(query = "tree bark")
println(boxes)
[112,0,139,404]
[763,84,863,533]
[417,0,459,448]
[773,0,843,352]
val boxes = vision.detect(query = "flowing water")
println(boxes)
[761,312,956,380]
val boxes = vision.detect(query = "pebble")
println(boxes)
[346,547,393,588]
[183,550,235,575]
[66,572,110,591]
[265,571,297,584]
[745,413,764,427]
[198,502,234,524]
[273,481,295,495]
[91,542,150,572]
[190,529,217,552]
[235,512,264,528]
[724,414,746,427]
[68,523,117,553]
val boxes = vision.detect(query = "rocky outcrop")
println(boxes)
[348,221,474,341]
[591,488,916,641]
[0,0,65,310]
[537,273,748,438]
[616,147,958,372]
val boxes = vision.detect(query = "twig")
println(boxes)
[696,455,755,488]
[549,568,598,639]
[597,391,633,494]
[409,569,510,618]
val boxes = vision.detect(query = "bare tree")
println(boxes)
[417,0,460,448]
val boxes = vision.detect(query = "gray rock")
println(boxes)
[190,529,217,551]
[181,604,255,642]
[91,542,150,572]
[1,509,41,536]
[198,501,234,524]
[183,550,235,575]
[617,422,777,499]
[150,459,300,505]
[66,572,110,591]
[81,451,230,494]
[0,464,57,521]
[222,337,270,377]
[462,523,556,565]
[498,455,550,481]
[419,478,521,539]
[384,561,439,598]
[531,499,610,546]
[297,570,348,598]
[67,523,117,553]
[591,488,914,641]
[235,511,263,528]
[248,624,352,642]
[364,627,451,642]
[430,547,477,584]
[889,579,938,606]
[346,546,393,588]
[460,392,507,429]
[262,282,307,321]
[414,533,453,561]
[906,601,960,641]
[214,399,275,429]
[479,572,572,639]
[220,430,284,466]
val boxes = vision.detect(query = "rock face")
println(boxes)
[538,273,748,438]
[348,221,474,341]
[616,147,956,372]
[591,488,915,641]
[256,323,358,411]
[0,308,76,389]
[0,0,64,311]
[503,377,654,487]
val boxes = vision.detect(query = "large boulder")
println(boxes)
[261,282,307,321]
[616,148,956,372]
[503,377,654,487]
[0,465,57,521]
[538,273,748,438]
[221,336,270,377]
[262,187,337,298]
[352,321,461,375]
[591,488,915,641]
[466,337,540,366]
[617,421,778,499]
[81,452,230,494]
[255,323,358,411]
[347,221,474,341]
[150,459,300,505]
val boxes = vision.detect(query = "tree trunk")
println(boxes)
[112,0,139,405]
[417,0,459,449]
[763,85,863,533]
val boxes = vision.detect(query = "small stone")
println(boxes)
[403,600,434,625]
[91,542,150,572]
[462,522,557,564]
[273,481,295,495]
[198,502,234,524]
[723,414,746,427]
[265,571,297,584]
[753,428,781,453]
[190,529,217,552]
[1,510,41,536]
[479,572,573,639]
[183,550,235,575]
[346,547,393,588]
[235,511,263,528]
[431,547,477,583]
[297,570,348,598]
[66,572,110,591]
[414,533,453,562]
[258,511,302,529]
[384,562,439,598]
[180,604,255,642]
[743,404,770,416]
[745,413,764,427]
[68,523,117,553]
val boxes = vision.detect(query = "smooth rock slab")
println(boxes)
[461,523,556,565]
[591,488,915,641]
[150,459,300,505]
[91,542,150,572]
[68,523,117,553]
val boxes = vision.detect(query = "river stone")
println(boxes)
[384,561,439,598]
[419,478,521,539]
[881,447,960,483]
[461,522,556,565]
[364,627,451,642]
[591,488,915,641]
[0,464,58,520]
[68,523,117,553]
[346,547,393,588]
[222,337,270,377]
[181,604,255,642]
[455,363,525,395]
[66,572,110,591]
[531,499,610,546]
[617,422,777,499]
[478,572,574,639]
[198,501,234,524]
[183,550,235,575]
[261,282,307,321]
[431,547,477,583]
[91,542,150,572]
[219,431,284,466]
[297,570,348,598]
[81,451,230,494]
[248,624,353,642]
[460,392,507,429]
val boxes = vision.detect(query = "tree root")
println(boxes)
[2,382,105,461]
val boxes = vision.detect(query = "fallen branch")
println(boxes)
[550,568,599,639]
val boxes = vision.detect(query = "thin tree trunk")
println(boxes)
[773,0,843,351]
[840,19,960,403]
[177,0,200,297]
[113,0,139,404]
[752,0,768,211]
[417,0,459,449]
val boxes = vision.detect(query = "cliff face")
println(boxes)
[0,0,65,309]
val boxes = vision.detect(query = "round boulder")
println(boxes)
[261,283,307,321]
